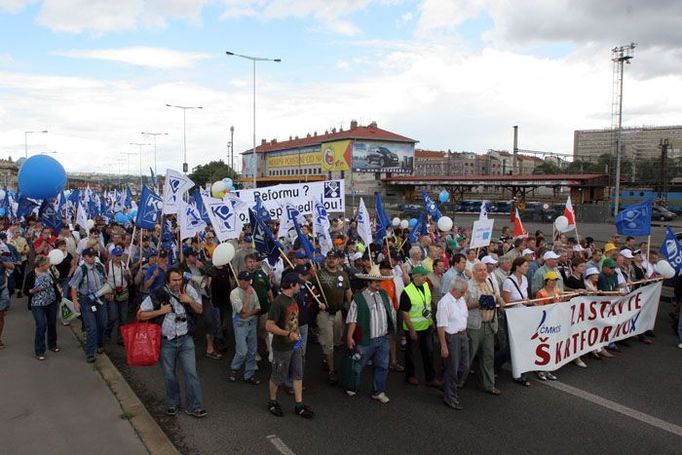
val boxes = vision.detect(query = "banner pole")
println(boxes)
[126,224,136,269]
[385,237,393,268]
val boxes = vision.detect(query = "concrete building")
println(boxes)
[574,125,682,163]
[0,158,19,189]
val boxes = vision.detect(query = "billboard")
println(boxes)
[267,151,321,168]
[242,153,255,178]
[352,141,414,174]
[321,140,351,171]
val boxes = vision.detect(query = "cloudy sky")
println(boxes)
[1,0,681,175]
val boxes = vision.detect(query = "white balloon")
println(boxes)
[399,219,409,229]
[48,248,65,265]
[392,217,401,227]
[0,190,5,200]
[212,242,236,267]
[437,216,454,232]
[86,219,95,230]
[654,260,676,279]
[554,215,569,233]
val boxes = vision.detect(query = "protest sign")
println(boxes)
[469,218,495,248]
[505,282,662,377]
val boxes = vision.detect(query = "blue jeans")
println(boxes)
[31,301,58,356]
[230,318,257,379]
[357,335,390,395]
[79,296,108,358]
[106,298,129,342]
[286,324,309,388]
[161,335,203,412]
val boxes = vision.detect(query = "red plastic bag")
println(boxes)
[121,322,162,366]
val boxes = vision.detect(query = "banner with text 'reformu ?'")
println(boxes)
[505,282,662,378]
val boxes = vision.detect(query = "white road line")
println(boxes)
[266,434,296,455]
[540,380,682,438]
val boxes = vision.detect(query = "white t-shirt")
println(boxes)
[436,292,468,334]
[502,274,528,303]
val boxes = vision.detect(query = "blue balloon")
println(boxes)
[114,212,128,224]
[439,190,450,204]
[0,207,5,217]
[409,218,418,228]
[222,177,234,191]
[18,155,66,200]
[128,210,137,221]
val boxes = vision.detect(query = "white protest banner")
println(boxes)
[162,169,195,215]
[177,199,207,241]
[233,180,344,223]
[202,195,243,242]
[469,218,495,248]
[505,281,662,378]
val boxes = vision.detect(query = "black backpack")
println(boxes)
[149,286,197,334]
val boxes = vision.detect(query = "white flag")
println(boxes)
[479,200,489,220]
[76,201,88,230]
[312,198,333,255]
[277,202,306,239]
[178,199,207,241]
[202,195,242,242]
[162,169,195,214]
[357,198,372,247]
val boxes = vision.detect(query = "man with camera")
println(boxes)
[105,246,131,346]
[138,268,207,418]
[69,248,112,363]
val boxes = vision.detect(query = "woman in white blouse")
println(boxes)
[499,257,531,386]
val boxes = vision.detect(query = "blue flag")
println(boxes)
[249,208,283,266]
[408,212,428,244]
[254,194,271,223]
[135,186,162,230]
[3,189,15,222]
[150,167,157,188]
[615,199,652,237]
[293,217,324,263]
[39,198,63,232]
[17,195,39,220]
[124,185,133,210]
[422,191,442,221]
[192,190,212,225]
[374,192,390,244]
[660,227,682,275]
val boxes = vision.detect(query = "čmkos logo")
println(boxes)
[530,310,561,340]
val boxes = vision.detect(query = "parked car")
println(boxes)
[520,202,563,222]
[366,146,399,167]
[653,205,676,221]
[461,200,483,213]
[399,203,422,219]
[489,201,512,213]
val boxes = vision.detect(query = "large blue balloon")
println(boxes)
[128,210,138,221]
[439,190,450,204]
[408,218,418,228]
[18,155,66,200]
[114,212,128,224]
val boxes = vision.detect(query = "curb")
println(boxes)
[69,325,180,455]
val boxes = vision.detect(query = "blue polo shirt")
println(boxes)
[144,264,166,292]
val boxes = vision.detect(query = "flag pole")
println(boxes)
[385,236,393,268]
[279,247,328,308]
[126,224,136,269]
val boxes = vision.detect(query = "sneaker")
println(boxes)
[294,404,314,419]
[165,407,178,416]
[599,349,614,358]
[328,370,338,386]
[345,390,356,397]
[678,343,682,349]
[256,352,262,362]
[243,377,261,385]
[371,392,390,404]
[185,409,207,418]
[36,355,46,361]
[268,400,283,417]
[536,372,547,381]
[96,347,104,354]
[486,388,502,396]
[443,398,463,410]
[545,372,558,381]
[0,340,5,349]
[574,358,587,368]
[86,356,96,363]
[228,371,237,382]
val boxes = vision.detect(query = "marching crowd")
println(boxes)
[1,213,681,420]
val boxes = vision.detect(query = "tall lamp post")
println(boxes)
[24,130,48,158]
[141,131,168,176]
[166,104,202,173]
[129,142,149,188]
[225,51,281,188]
[612,42,636,216]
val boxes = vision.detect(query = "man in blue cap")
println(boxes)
[105,246,131,346]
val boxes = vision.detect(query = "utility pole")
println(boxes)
[660,138,670,202]
[611,42,636,216]
[512,125,518,174]
[230,125,235,172]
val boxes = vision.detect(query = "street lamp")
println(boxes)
[129,142,149,188]
[225,50,282,188]
[166,104,202,173]
[24,130,48,158]
[141,131,168,176]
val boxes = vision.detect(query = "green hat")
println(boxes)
[602,258,617,268]
[412,265,429,276]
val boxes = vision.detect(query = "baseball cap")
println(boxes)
[349,252,362,262]
[242,235,253,243]
[294,251,307,259]
[544,271,560,281]
[334,250,345,259]
[411,265,429,276]
[159,249,168,258]
[585,267,600,278]
[633,249,642,256]
[543,251,561,261]
[619,248,634,259]
[111,247,124,257]
[142,235,150,241]
[82,247,97,257]
[294,264,310,274]
[602,258,617,268]
[281,272,302,288]
[481,255,498,265]
[522,248,535,257]
[604,242,617,253]
[237,271,252,281]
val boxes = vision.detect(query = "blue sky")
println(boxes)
[1,0,680,174]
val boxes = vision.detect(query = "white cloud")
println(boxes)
[37,0,144,34]
[0,0,38,13]
[54,47,212,69]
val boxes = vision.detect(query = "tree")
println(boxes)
[532,162,560,175]
[188,160,238,188]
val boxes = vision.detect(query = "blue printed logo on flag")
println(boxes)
[211,205,235,230]
[324,181,340,199]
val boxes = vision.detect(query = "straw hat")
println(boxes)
[356,264,393,281]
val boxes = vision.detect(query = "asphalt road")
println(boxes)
[106,297,682,455]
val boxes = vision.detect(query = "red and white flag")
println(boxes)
[563,195,576,232]
[513,208,528,238]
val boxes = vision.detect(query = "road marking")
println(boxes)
[540,380,682,438]
[266,434,296,455]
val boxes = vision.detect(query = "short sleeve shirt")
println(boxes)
[268,293,299,352]
[502,274,528,302]
[318,268,350,312]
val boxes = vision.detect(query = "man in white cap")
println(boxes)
[346,264,395,403]
[531,251,564,297]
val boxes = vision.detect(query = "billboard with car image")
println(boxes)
[352,141,414,174]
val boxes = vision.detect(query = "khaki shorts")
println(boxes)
[316,311,344,354]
